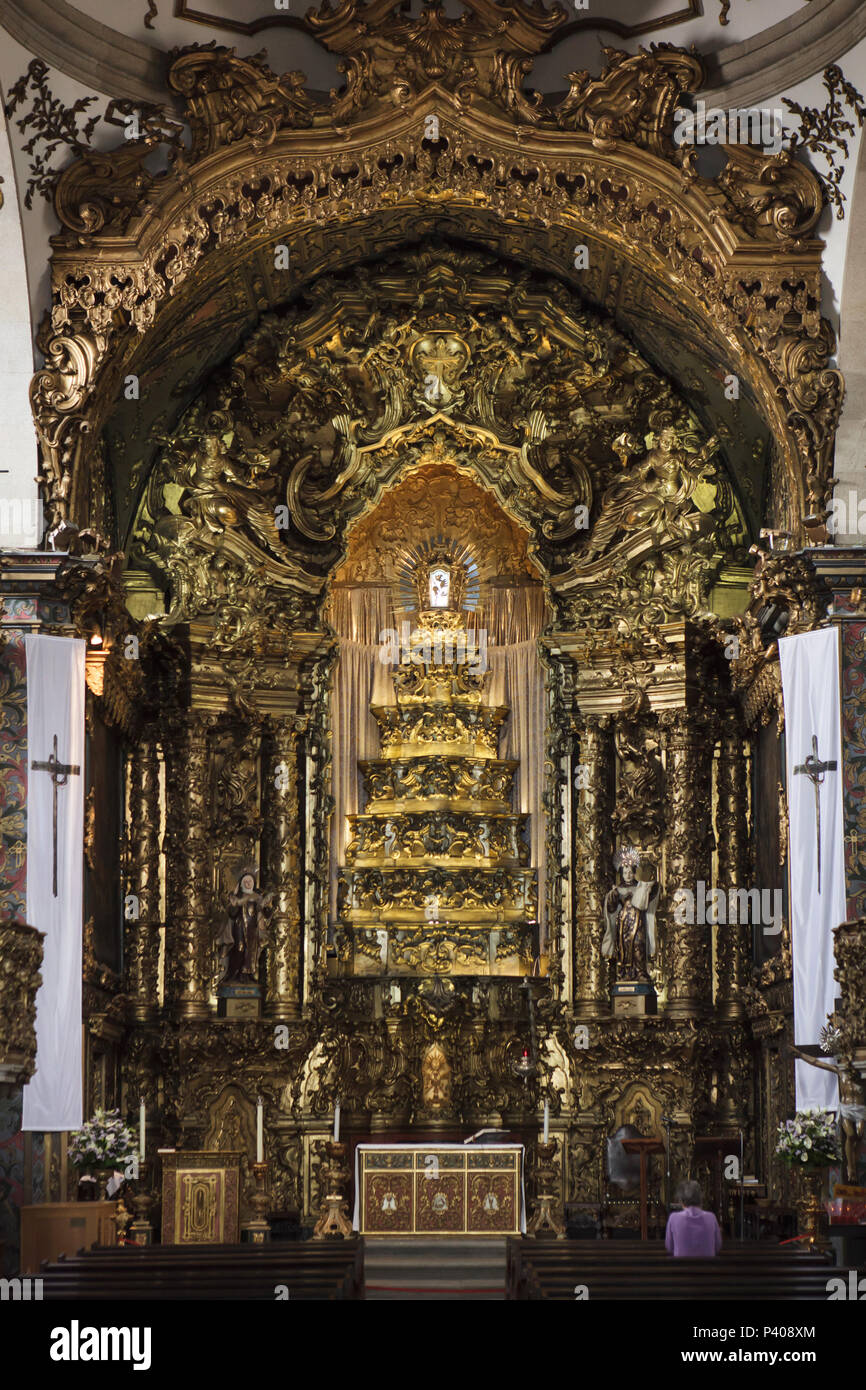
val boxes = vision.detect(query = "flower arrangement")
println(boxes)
[68,1108,138,1172]
[775,1110,841,1171]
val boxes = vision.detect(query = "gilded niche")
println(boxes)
[335,544,537,980]
[333,463,538,590]
[422,1042,452,1115]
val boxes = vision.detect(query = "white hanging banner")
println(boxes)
[22,635,85,1132]
[779,626,844,1112]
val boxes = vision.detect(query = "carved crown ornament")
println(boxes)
[29,7,841,561]
[127,243,747,644]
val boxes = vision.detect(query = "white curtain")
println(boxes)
[327,591,389,923]
[488,639,547,945]
[779,627,844,1112]
[22,635,85,1132]
[326,585,547,944]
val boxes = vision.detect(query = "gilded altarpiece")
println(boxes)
[16,0,866,1232]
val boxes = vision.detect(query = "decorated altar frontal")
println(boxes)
[354,1144,524,1236]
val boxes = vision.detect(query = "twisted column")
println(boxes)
[126,728,161,1023]
[264,718,302,1020]
[715,710,749,1019]
[662,711,713,1019]
[165,714,212,1020]
[574,716,615,1017]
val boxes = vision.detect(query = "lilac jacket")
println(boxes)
[665,1206,722,1257]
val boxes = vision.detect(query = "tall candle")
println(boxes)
[333,1100,341,1143]
[256,1096,264,1163]
[139,1097,146,1162]
[543,1100,549,1144]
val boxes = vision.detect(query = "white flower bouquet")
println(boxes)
[68,1108,138,1172]
[775,1110,841,1171]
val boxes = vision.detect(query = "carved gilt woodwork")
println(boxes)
[19,4,855,1223]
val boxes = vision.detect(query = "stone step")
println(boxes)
[364,1238,507,1301]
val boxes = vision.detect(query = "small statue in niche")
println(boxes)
[218,871,274,984]
[214,1097,245,1152]
[601,848,659,983]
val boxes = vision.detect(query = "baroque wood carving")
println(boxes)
[31,7,841,551]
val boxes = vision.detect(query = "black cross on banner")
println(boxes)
[793,733,837,895]
[30,733,80,897]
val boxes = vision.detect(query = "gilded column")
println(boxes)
[264,718,302,1020]
[663,711,713,1019]
[715,710,748,1019]
[574,716,614,1017]
[126,728,161,1023]
[833,917,866,1073]
[165,713,211,1020]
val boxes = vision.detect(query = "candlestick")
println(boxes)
[256,1096,264,1164]
[313,1142,353,1241]
[527,1138,565,1239]
[242,1162,271,1244]
[129,1160,154,1246]
[139,1097,146,1162]
[333,1099,341,1143]
[543,1100,549,1144]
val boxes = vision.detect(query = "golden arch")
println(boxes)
[32,34,838,548]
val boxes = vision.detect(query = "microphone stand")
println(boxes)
[739,1127,745,1240]
[661,1113,673,1211]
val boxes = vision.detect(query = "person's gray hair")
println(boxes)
[676,1180,703,1207]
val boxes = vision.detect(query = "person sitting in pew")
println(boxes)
[665,1181,722,1257]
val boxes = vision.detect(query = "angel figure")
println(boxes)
[585,425,719,559]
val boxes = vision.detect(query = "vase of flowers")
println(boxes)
[69,1109,138,1200]
[775,1110,841,1249]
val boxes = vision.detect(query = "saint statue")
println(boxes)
[601,848,659,982]
[218,871,274,984]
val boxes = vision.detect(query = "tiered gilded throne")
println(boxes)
[335,550,537,979]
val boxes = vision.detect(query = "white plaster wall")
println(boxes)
[0,101,39,547]
[832,124,866,544]
[762,37,866,327]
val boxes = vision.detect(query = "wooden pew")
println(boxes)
[506,1237,853,1301]
[39,1239,364,1301]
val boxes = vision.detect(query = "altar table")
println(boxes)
[354,1143,525,1236]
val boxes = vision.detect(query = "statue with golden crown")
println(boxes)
[602,847,659,1016]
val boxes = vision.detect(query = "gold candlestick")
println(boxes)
[128,1159,155,1246]
[527,1137,566,1239]
[241,1161,271,1243]
[313,1141,353,1240]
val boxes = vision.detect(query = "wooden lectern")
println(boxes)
[621,1137,665,1240]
